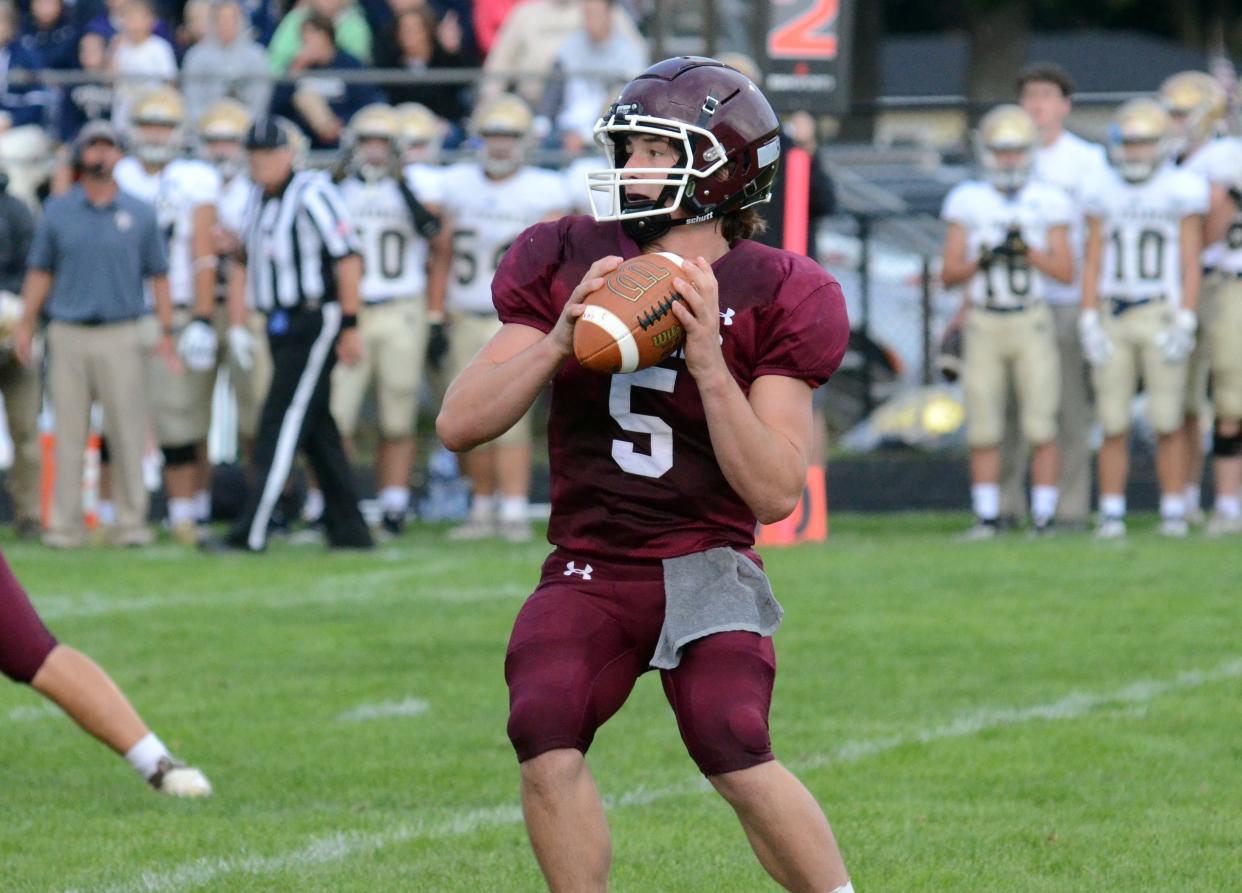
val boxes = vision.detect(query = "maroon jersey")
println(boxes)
[494,216,849,559]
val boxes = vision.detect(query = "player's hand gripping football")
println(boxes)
[671,257,727,382]
[547,255,623,359]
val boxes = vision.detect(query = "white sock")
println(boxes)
[1031,485,1059,524]
[1216,494,1241,520]
[124,732,171,780]
[499,496,528,523]
[1184,483,1201,511]
[303,488,324,522]
[193,489,211,522]
[970,483,999,521]
[1160,493,1186,520]
[168,497,197,526]
[97,500,117,526]
[379,486,410,516]
[828,884,855,893]
[470,494,495,522]
[1100,493,1126,519]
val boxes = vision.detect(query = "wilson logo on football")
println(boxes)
[606,259,673,303]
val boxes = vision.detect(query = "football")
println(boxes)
[573,252,686,374]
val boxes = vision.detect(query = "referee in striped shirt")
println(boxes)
[204,118,373,553]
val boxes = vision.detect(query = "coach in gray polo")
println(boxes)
[15,120,176,548]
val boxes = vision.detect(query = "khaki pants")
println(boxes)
[46,320,149,545]
[446,312,531,446]
[0,354,41,524]
[1210,277,1242,421]
[1094,301,1187,436]
[963,303,1060,449]
[1184,275,1218,417]
[331,298,428,439]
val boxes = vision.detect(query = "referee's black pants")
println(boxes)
[226,303,373,551]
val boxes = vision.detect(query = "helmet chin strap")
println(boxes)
[620,183,718,244]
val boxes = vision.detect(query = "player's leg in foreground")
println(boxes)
[664,633,852,892]
[0,553,211,796]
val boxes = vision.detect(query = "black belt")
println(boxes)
[59,316,140,327]
[980,303,1031,314]
[1106,296,1161,316]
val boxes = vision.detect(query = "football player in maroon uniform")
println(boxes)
[438,57,853,892]
[0,550,211,796]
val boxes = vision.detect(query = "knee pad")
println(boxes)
[1214,422,1242,458]
[161,442,198,467]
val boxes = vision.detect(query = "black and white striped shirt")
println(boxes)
[240,171,360,312]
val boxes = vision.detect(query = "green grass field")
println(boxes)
[3,514,1241,892]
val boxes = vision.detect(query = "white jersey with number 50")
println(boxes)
[1083,164,1209,307]
[115,156,222,306]
[339,175,428,303]
[940,179,1073,308]
[437,163,568,314]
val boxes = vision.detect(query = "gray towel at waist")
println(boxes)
[651,547,783,670]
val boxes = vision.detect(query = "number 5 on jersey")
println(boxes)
[609,368,676,478]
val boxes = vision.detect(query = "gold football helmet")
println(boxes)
[471,94,534,177]
[394,102,442,164]
[345,104,399,181]
[975,104,1037,193]
[1159,71,1226,153]
[130,86,186,166]
[196,98,250,179]
[1110,98,1173,183]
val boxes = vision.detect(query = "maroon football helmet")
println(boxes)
[588,56,782,243]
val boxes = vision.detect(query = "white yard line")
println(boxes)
[71,656,1242,893]
[32,568,526,622]
[335,697,430,723]
[5,703,61,723]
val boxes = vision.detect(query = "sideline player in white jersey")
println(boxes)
[1160,71,1242,531]
[941,105,1074,538]
[395,102,450,372]
[1204,158,1242,534]
[434,94,568,542]
[1016,62,1110,529]
[1160,71,1236,523]
[113,86,222,545]
[1079,98,1209,539]
[195,98,272,459]
[331,104,449,535]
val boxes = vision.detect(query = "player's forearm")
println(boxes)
[1028,247,1073,284]
[437,337,562,452]
[426,230,450,317]
[696,370,807,524]
[1205,184,1233,245]
[1081,223,1102,310]
[940,254,977,288]
[191,205,218,317]
[335,254,363,316]
[225,262,247,327]
[1180,217,1203,313]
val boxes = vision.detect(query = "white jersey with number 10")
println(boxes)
[1083,164,1209,307]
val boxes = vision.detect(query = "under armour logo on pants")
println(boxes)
[563,561,593,580]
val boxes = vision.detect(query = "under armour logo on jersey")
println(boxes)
[563,561,594,580]
[720,308,735,326]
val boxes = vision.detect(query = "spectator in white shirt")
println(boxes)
[109,0,176,129]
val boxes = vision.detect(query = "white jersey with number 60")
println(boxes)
[1083,164,1209,307]
[437,163,568,315]
[339,175,429,303]
[115,156,222,307]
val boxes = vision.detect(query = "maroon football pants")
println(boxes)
[0,549,58,683]
[505,550,777,777]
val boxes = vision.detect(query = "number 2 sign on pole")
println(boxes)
[758,0,855,116]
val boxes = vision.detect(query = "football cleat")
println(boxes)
[1205,512,1242,536]
[498,519,534,544]
[380,511,407,537]
[447,516,498,541]
[170,519,201,547]
[1094,517,1127,540]
[1158,517,1189,539]
[148,757,213,798]
[956,519,999,542]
